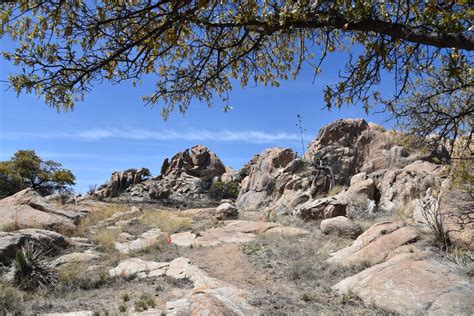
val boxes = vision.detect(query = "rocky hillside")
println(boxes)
[92,145,236,207]
[0,118,472,315]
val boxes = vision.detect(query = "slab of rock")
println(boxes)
[320,216,362,238]
[0,204,77,233]
[0,189,82,221]
[109,258,169,278]
[169,220,307,248]
[333,252,473,315]
[170,231,197,247]
[215,202,239,220]
[69,237,94,249]
[165,257,256,315]
[0,229,69,264]
[293,197,346,220]
[220,166,239,184]
[51,250,101,267]
[0,189,82,233]
[303,119,424,183]
[327,221,419,266]
[114,228,165,254]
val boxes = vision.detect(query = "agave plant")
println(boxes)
[9,242,57,291]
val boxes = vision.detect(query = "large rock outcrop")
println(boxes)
[94,168,150,199]
[236,119,449,220]
[148,145,226,206]
[161,144,226,180]
[303,119,422,184]
[236,148,334,213]
[95,145,227,207]
[0,189,87,233]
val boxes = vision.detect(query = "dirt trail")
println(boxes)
[188,243,267,288]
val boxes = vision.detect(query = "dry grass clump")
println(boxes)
[134,292,156,312]
[74,204,130,237]
[446,246,474,269]
[58,264,111,291]
[328,185,346,196]
[92,229,120,253]
[0,221,22,232]
[0,282,23,313]
[139,209,192,233]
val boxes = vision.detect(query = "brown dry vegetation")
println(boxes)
[139,209,193,233]
[242,229,393,315]
[74,204,130,237]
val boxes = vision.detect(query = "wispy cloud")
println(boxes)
[0,128,302,144]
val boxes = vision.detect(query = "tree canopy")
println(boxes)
[0,150,76,198]
[1,0,473,151]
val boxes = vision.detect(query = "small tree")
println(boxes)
[0,150,75,198]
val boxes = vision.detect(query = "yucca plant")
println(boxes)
[10,242,57,291]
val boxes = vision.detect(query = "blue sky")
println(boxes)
[1,39,391,194]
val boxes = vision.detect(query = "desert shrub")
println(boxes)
[92,229,119,253]
[208,180,239,200]
[75,204,129,237]
[139,209,192,233]
[164,275,193,288]
[0,282,23,313]
[134,293,156,312]
[10,243,57,290]
[58,264,110,290]
[0,149,75,198]
[447,246,474,267]
[122,292,130,302]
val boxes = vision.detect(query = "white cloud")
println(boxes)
[0,127,302,144]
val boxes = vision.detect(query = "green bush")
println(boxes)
[208,180,239,200]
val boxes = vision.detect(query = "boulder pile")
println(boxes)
[93,145,229,207]
[236,118,448,220]
[94,168,151,199]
